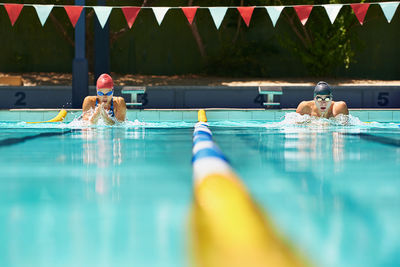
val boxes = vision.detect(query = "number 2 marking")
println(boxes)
[14,92,26,106]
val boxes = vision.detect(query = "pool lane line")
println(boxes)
[190,110,308,267]
[343,133,400,147]
[25,109,67,124]
[0,130,74,148]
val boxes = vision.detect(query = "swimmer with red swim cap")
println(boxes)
[296,81,348,118]
[82,74,127,125]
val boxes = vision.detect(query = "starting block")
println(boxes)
[121,86,146,107]
[258,86,282,107]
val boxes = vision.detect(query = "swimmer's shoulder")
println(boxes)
[82,96,96,110]
[332,101,349,115]
[296,100,313,114]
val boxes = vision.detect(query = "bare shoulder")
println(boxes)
[333,101,349,115]
[113,97,127,122]
[296,100,313,114]
[82,96,96,110]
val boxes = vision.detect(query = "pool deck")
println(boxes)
[1,108,400,122]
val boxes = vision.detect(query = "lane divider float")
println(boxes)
[190,109,308,267]
[26,109,67,124]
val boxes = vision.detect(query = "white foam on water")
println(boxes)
[264,112,398,129]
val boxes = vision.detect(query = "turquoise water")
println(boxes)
[0,118,399,267]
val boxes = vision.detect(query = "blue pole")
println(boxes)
[72,0,88,108]
[94,0,110,83]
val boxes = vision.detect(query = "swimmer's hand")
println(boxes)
[89,104,102,124]
[99,103,115,125]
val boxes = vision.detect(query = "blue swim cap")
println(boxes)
[314,81,332,96]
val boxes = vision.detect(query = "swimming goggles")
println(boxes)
[97,90,113,96]
[315,96,332,102]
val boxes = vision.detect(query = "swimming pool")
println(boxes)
[0,112,399,267]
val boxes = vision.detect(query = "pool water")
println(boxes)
[0,118,399,267]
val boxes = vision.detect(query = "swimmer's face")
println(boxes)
[314,94,332,113]
[97,88,113,103]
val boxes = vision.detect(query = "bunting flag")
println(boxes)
[64,6,84,28]
[3,3,23,26]
[351,3,370,25]
[152,7,169,25]
[379,2,399,23]
[209,7,228,29]
[265,6,284,27]
[181,7,198,25]
[33,5,53,26]
[294,5,313,26]
[237,6,255,27]
[121,7,141,28]
[323,4,342,24]
[93,6,112,28]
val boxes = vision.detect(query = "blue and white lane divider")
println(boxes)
[190,110,307,267]
[192,121,233,183]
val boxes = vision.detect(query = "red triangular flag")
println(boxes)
[64,6,84,28]
[181,7,198,25]
[351,4,370,25]
[237,7,255,27]
[294,5,313,26]
[122,7,141,29]
[4,4,23,26]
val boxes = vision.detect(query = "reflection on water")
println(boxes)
[221,126,400,267]
[0,127,191,267]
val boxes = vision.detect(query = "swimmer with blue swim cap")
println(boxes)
[296,81,348,118]
[81,74,127,125]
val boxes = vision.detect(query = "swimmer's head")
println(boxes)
[314,81,332,97]
[96,74,114,103]
[96,73,114,90]
[314,81,333,114]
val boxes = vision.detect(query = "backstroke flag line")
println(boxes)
[33,4,53,26]
[379,2,399,23]
[4,3,23,26]
[152,7,169,25]
[265,6,284,27]
[294,5,313,25]
[1,2,400,29]
[64,5,84,28]
[351,3,370,25]
[93,6,112,28]
[237,6,255,27]
[209,7,228,29]
[323,4,342,24]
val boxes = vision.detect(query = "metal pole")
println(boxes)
[94,0,110,83]
[72,0,88,108]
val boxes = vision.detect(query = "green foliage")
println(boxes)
[205,40,279,77]
[278,0,358,76]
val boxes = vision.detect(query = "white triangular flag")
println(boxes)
[152,7,169,25]
[323,4,342,24]
[265,6,284,27]
[93,6,112,28]
[209,7,228,29]
[379,2,399,23]
[33,4,53,26]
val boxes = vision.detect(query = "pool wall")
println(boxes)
[1,85,400,109]
[0,109,399,122]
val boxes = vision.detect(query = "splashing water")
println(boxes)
[265,112,398,129]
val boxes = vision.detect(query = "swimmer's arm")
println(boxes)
[114,97,127,123]
[296,101,311,115]
[81,97,99,123]
[99,105,115,125]
[333,101,349,116]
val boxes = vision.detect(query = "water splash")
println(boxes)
[265,112,398,129]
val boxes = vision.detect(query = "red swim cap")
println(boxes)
[96,73,114,89]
